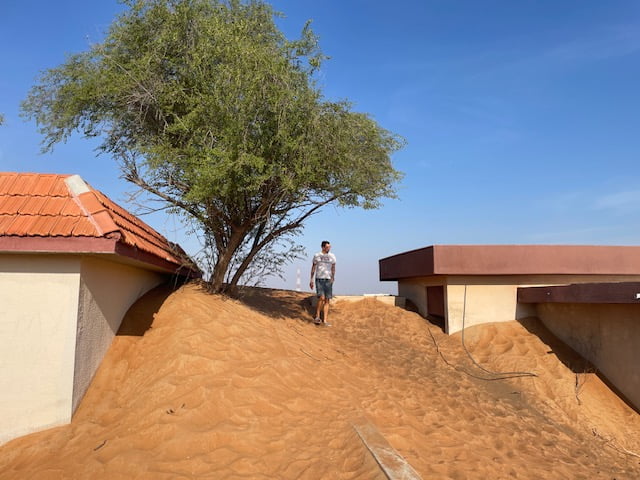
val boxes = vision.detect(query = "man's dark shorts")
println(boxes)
[315,278,333,299]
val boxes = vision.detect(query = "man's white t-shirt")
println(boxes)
[313,252,336,279]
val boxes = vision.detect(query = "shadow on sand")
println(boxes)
[117,283,176,336]
[519,316,640,414]
[518,317,592,373]
[233,286,315,321]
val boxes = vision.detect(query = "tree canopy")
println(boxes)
[22,0,405,293]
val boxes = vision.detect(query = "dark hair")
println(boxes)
[321,240,330,247]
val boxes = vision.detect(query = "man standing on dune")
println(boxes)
[310,240,336,326]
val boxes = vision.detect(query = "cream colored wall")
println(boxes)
[73,256,164,411]
[0,253,167,446]
[0,255,81,445]
[446,274,640,334]
[397,277,443,317]
[445,282,527,334]
[536,303,640,411]
[397,274,640,335]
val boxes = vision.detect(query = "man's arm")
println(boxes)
[309,262,316,289]
[330,262,335,283]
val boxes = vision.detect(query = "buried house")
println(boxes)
[0,172,199,445]
[379,244,640,410]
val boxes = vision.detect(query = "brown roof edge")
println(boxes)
[435,245,640,275]
[379,246,435,281]
[379,244,435,262]
[380,245,640,280]
[0,236,117,253]
[0,236,201,279]
[518,282,640,304]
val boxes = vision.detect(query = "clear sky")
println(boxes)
[1,1,640,295]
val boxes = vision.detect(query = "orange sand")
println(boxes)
[1,283,640,479]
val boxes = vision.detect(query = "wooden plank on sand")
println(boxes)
[352,418,422,480]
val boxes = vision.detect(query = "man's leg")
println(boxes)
[315,296,325,322]
[322,280,333,325]
[322,299,330,325]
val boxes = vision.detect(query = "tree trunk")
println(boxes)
[208,257,230,293]
[207,227,247,293]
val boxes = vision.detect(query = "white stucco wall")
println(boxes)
[0,255,81,445]
[536,303,640,411]
[73,256,164,411]
[0,253,167,446]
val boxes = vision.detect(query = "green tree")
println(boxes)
[22,0,404,293]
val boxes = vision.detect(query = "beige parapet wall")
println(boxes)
[536,303,640,412]
[0,254,164,445]
[336,295,406,308]
[310,295,406,308]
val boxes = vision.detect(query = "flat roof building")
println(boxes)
[380,244,640,410]
[379,244,640,334]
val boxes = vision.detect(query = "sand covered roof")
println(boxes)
[0,172,198,275]
[1,285,639,478]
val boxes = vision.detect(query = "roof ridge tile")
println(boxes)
[63,176,117,237]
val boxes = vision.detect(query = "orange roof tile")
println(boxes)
[0,195,27,215]
[0,172,199,276]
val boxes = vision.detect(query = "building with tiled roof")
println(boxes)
[0,172,200,445]
[0,172,198,273]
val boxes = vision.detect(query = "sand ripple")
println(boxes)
[1,284,639,479]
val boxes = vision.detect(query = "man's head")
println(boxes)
[321,240,331,253]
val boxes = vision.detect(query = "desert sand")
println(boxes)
[1,282,640,479]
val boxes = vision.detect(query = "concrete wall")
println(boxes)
[72,256,164,411]
[0,253,166,446]
[397,277,443,318]
[536,303,640,411]
[398,274,640,334]
[0,255,81,445]
[445,282,532,334]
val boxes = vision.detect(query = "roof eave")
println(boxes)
[114,241,201,278]
[0,236,201,278]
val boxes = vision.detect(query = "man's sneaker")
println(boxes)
[313,318,322,325]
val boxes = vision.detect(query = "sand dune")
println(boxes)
[1,283,640,479]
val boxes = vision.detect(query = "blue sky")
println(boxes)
[1,1,640,294]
